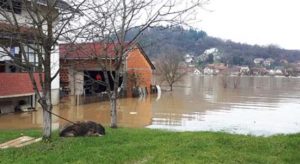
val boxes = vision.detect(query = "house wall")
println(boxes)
[51,46,60,105]
[126,48,153,96]
[0,73,43,113]
[0,46,60,105]
[0,95,34,114]
[68,69,84,96]
[0,1,59,27]
[0,3,60,105]
[0,5,31,25]
[60,47,154,99]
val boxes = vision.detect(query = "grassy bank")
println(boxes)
[0,128,299,164]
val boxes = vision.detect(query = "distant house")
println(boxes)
[184,54,194,64]
[207,63,227,74]
[295,67,300,76]
[268,69,275,75]
[240,66,250,75]
[253,58,264,65]
[274,66,284,75]
[59,43,155,99]
[275,69,283,75]
[264,58,274,67]
[203,67,213,75]
[251,67,268,75]
[198,48,222,63]
[177,62,196,73]
[193,68,201,75]
[202,63,227,75]
[280,59,288,64]
[229,66,241,76]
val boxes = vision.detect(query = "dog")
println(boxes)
[59,121,105,137]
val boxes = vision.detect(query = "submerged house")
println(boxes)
[204,63,227,75]
[0,0,64,113]
[59,42,155,101]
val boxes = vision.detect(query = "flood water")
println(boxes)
[1,75,300,136]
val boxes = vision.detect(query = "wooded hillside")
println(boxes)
[128,26,300,66]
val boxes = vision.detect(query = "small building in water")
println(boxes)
[59,42,155,103]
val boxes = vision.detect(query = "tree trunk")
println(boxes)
[110,70,120,128]
[40,14,54,140]
[110,94,117,128]
[170,84,173,91]
[41,64,52,139]
[41,77,52,139]
[42,103,52,139]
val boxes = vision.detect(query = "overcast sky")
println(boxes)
[195,0,300,50]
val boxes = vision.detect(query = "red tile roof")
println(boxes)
[0,73,42,97]
[59,42,155,69]
[59,43,123,59]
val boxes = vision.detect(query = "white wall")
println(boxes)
[0,47,12,61]
[51,45,60,105]
[0,2,58,28]
[0,5,33,25]
[51,45,60,90]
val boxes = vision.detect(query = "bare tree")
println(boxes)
[72,0,208,128]
[127,70,145,97]
[156,51,185,91]
[0,0,84,139]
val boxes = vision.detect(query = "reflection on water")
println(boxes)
[0,97,153,130]
[1,75,300,136]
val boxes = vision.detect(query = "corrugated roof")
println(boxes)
[59,42,118,59]
[59,42,155,70]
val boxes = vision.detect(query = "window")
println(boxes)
[23,45,38,65]
[0,0,22,14]
[27,46,35,63]
[22,45,37,72]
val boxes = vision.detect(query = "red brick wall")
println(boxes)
[60,68,69,83]
[126,48,153,96]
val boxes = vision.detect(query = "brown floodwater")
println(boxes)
[1,75,300,136]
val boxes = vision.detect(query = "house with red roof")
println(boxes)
[59,42,155,103]
[0,1,64,113]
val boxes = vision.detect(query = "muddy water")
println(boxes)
[148,76,300,136]
[1,75,300,136]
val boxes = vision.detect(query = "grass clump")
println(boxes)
[0,128,299,164]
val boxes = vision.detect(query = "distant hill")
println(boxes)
[128,26,300,66]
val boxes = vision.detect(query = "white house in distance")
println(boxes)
[0,0,64,113]
[203,67,214,75]
[193,68,201,75]
[240,66,250,74]
[184,54,193,63]
[253,58,274,67]
[198,48,222,63]
[253,58,264,65]
[264,58,274,67]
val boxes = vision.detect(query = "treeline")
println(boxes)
[128,26,300,66]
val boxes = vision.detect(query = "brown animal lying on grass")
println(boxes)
[59,121,105,137]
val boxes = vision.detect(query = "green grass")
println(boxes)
[0,128,300,164]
